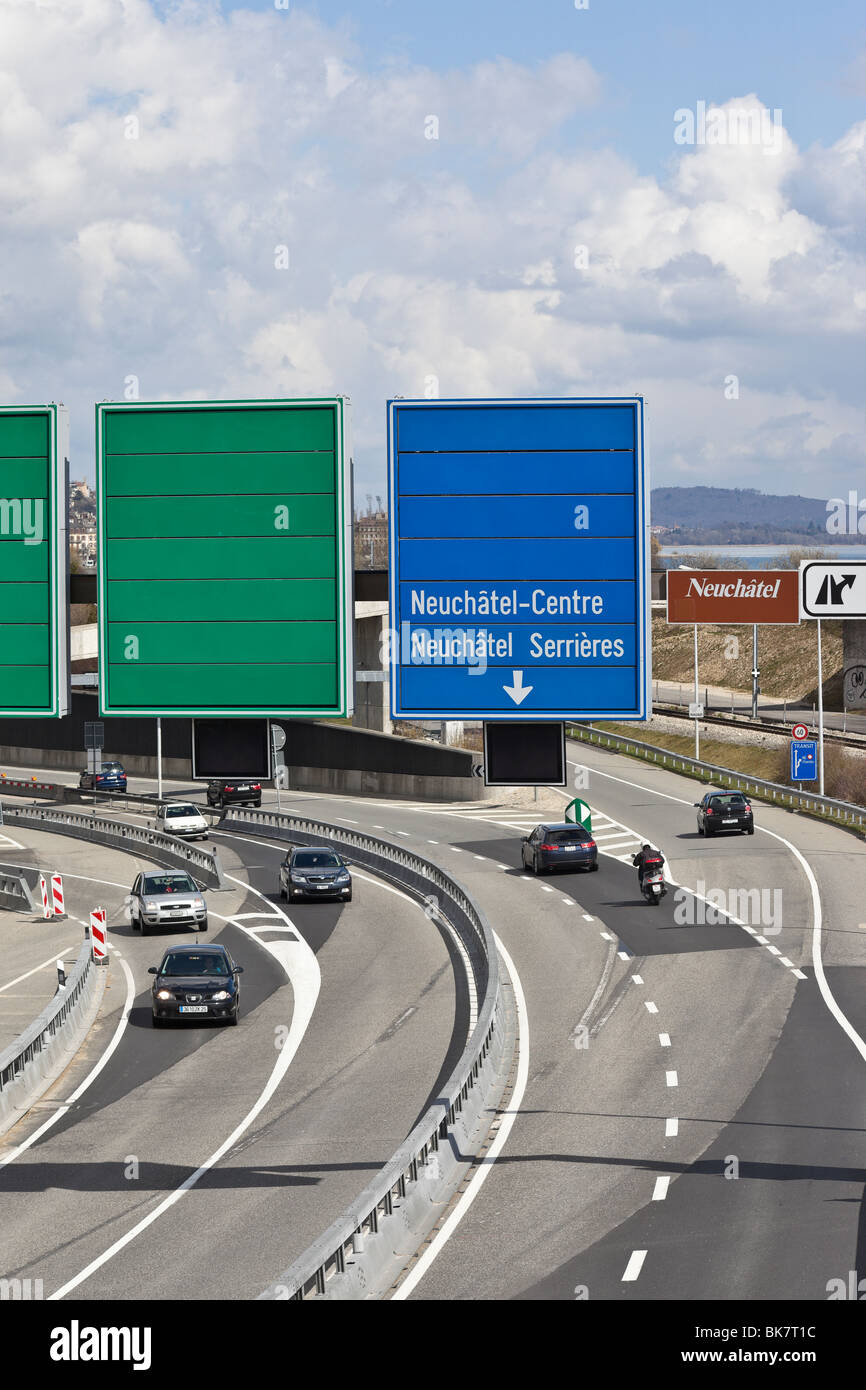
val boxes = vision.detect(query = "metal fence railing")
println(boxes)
[0,938,99,1127]
[0,802,229,889]
[567,723,866,829]
[220,807,506,1301]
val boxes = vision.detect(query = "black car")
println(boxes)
[521,823,598,874]
[206,778,261,809]
[149,943,243,1027]
[695,791,754,836]
[280,846,353,902]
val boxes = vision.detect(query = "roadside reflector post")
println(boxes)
[56,960,66,990]
[51,873,65,918]
[90,908,107,964]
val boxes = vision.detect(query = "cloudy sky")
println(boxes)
[2,0,865,503]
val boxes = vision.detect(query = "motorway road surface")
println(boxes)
[0,822,463,1300]
[2,744,865,1301]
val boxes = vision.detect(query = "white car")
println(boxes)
[155,802,209,840]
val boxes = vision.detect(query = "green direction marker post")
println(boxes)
[0,405,69,717]
[564,798,592,832]
[96,398,353,718]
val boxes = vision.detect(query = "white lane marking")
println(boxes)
[766,945,781,956]
[561,898,575,906]
[645,1001,658,1014]
[391,931,529,1300]
[230,913,282,921]
[566,753,866,1064]
[49,875,321,1300]
[652,1176,671,1201]
[582,914,594,921]
[473,855,486,861]
[541,885,554,893]
[622,1250,647,1282]
[666,1070,678,1087]
[396,831,411,838]
[780,957,794,968]
[0,949,84,995]
[617,950,631,961]
[427,840,439,845]
[600,931,614,941]
[0,955,136,1171]
[632,974,644,985]
[0,834,24,849]
[659,1033,671,1047]
[450,847,463,853]
[665,1117,679,1137]
[755,935,769,945]
[496,863,509,870]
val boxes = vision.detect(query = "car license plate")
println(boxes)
[168,909,187,916]
[237,784,249,792]
[180,1005,207,1013]
[723,818,738,824]
[315,884,331,889]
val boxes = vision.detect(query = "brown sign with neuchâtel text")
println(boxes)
[666,570,800,625]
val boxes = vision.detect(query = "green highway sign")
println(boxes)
[96,398,354,717]
[0,405,69,717]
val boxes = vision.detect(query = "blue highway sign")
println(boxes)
[387,398,649,720]
[790,740,817,781]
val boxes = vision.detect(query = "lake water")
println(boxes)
[659,544,866,569]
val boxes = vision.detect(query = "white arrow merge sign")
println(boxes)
[800,560,866,618]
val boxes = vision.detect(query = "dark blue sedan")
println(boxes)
[521,822,598,874]
[79,760,127,792]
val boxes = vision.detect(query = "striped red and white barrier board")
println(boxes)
[51,873,65,917]
[90,907,107,962]
[39,874,51,920]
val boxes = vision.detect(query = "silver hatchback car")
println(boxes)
[129,870,208,934]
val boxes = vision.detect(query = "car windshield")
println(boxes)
[160,953,228,977]
[547,829,590,843]
[165,805,199,818]
[293,851,341,868]
[143,874,197,894]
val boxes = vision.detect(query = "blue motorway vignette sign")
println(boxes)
[387,397,649,720]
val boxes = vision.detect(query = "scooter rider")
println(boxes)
[633,843,665,888]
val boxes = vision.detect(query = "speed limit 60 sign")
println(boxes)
[792,724,809,740]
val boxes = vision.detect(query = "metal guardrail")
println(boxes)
[0,802,229,889]
[222,807,505,1301]
[0,938,99,1127]
[567,724,866,828]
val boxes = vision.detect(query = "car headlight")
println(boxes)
[156,989,174,1000]
[144,899,158,911]
[291,874,307,883]
[193,897,205,909]
[211,990,230,1002]
[336,871,350,882]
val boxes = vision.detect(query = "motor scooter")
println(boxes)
[642,870,666,905]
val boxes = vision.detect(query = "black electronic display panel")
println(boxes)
[482,722,566,787]
[192,719,272,781]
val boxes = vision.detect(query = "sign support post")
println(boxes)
[817,619,825,796]
[752,625,759,720]
[157,717,163,801]
[693,624,700,759]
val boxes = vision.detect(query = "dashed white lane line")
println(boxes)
[652,1176,671,1201]
[645,1001,658,1014]
[665,1117,679,1137]
[659,1033,672,1048]
[622,1250,647,1282]
[666,1070,679,1087]
[631,975,644,986]
[617,950,631,961]
[473,855,486,861]
[496,863,509,870]
[561,897,575,906]
[793,968,808,980]
[450,847,463,854]
[541,885,554,893]
[600,931,614,941]
[582,914,594,922]
[766,944,781,956]
[427,840,439,844]
[780,957,794,968]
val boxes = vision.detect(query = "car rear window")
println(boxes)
[711,795,746,809]
[547,829,591,844]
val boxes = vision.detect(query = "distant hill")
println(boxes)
[651,486,841,545]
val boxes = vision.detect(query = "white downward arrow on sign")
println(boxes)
[503,670,533,705]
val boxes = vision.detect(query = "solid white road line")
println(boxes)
[652,1176,671,1201]
[0,955,136,1171]
[48,875,321,1300]
[622,1250,647,1282]
[391,931,529,1300]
